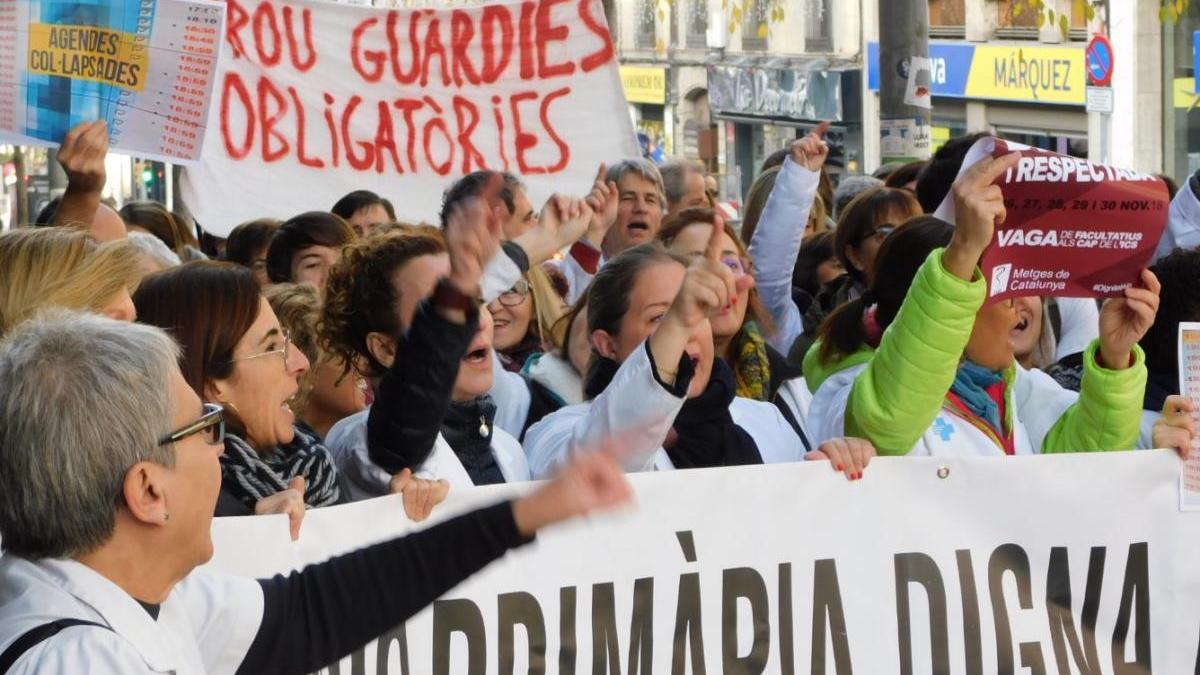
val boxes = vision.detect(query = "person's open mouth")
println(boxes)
[462,342,491,367]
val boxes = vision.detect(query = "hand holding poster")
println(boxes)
[934,137,1168,303]
[0,0,226,163]
[179,0,639,235]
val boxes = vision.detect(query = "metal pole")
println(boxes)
[46,149,67,193]
[12,146,28,226]
[878,0,932,163]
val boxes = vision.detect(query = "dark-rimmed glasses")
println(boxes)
[159,403,225,446]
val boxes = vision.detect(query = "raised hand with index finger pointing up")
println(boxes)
[789,121,831,172]
[444,172,505,298]
[648,213,753,386]
[670,213,744,328]
[943,151,1021,281]
[583,163,619,246]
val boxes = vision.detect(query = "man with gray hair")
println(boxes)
[659,159,709,218]
[0,311,632,672]
[557,158,667,304]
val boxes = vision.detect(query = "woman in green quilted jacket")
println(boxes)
[803,152,1161,457]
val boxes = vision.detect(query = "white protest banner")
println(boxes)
[934,137,1169,304]
[180,0,638,235]
[207,452,1200,674]
[0,0,225,163]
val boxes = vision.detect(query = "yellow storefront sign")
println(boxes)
[620,66,666,105]
[27,23,148,91]
[965,45,1084,106]
[1173,77,1200,109]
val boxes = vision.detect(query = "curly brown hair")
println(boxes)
[319,226,446,380]
[264,283,322,413]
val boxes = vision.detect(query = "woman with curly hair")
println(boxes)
[320,221,535,495]
[265,283,367,439]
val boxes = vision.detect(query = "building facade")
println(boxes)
[612,0,865,203]
[613,0,1181,198]
[863,0,1166,176]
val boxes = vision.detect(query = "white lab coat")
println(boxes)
[326,408,530,502]
[747,157,821,355]
[548,241,605,306]
[482,245,542,439]
[523,343,806,478]
[1051,297,1100,361]
[0,557,262,674]
[523,351,585,406]
[1152,176,1200,263]
[807,362,1095,457]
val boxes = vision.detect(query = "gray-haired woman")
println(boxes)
[0,311,631,673]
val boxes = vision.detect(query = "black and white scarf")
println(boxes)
[220,425,342,510]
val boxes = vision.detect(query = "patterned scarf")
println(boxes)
[949,361,1005,433]
[220,425,342,510]
[730,321,771,402]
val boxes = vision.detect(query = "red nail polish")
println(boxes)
[731,296,738,305]
[836,463,844,471]
[855,472,862,480]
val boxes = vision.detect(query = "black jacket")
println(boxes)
[367,300,478,475]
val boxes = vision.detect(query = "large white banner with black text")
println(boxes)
[206,452,1200,674]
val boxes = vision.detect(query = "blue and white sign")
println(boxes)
[867,42,974,98]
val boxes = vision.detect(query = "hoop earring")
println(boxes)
[217,399,242,421]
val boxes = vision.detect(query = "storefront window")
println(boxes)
[1163,16,1200,183]
[931,118,967,154]
[996,128,1088,157]
[740,0,768,50]
[686,0,708,48]
[805,0,831,52]
[928,0,965,38]
[635,0,656,49]
[1067,2,1086,41]
[995,0,1038,39]
[996,0,1086,40]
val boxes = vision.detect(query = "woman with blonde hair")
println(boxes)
[490,265,567,372]
[0,226,142,335]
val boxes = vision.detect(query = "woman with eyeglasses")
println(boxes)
[0,310,632,675]
[525,224,877,481]
[656,208,801,407]
[804,157,1158,460]
[490,265,567,373]
[133,262,448,535]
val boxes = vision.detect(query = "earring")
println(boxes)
[163,512,170,522]
[217,399,242,421]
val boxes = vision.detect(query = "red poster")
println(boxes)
[935,138,1169,304]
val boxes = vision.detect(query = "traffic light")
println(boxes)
[138,160,166,202]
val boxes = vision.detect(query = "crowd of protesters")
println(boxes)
[0,116,1196,672]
